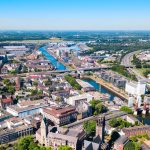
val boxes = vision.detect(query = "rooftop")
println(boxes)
[7,100,48,113]
[43,106,77,118]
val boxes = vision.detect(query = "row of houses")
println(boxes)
[97,71,127,88]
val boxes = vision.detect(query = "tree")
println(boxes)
[124,141,136,150]
[7,86,15,94]
[31,89,38,96]
[120,106,133,114]
[14,136,53,150]
[0,146,6,150]
[90,100,107,115]
[83,120,96,135]
[9,70,18,75]
[17,136,34,150]
[109,118,120,127]
[109,118,133,129]
[29,141,39,150]
[64,74,81,90]
[3,79,10,85]
[58,145,73,150]
[95,103,107,114]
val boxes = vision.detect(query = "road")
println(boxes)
[0,66,112,78]
[121,50,141,67]
[121,50,150,83]
[66,110,127,128]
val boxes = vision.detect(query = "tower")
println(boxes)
[15,77,20,91]
[40,117,48,146]
[96,116,105,143]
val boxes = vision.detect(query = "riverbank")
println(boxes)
[83,75,128,101]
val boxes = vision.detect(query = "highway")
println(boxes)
[121,50,150,83]
[121,50,141,67]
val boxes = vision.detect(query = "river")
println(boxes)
[83,78,115,101]
[39,47,66,70]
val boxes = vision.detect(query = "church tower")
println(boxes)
[40,117,48,146]
[96,116,105,143]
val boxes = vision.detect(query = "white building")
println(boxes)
[65,93,93,106]
[128,96,134,107]
[56,49,61,57]
[65,93,93,117]
[125,80,146,96]
[3,46,29,56]
[136,95,142,108]
[6,100,48,118]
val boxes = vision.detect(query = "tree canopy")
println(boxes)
[120,106,133,114]
[14,136,52,150]
[83,120,96,135]
[90,99,107,115]
[109,118,133,129]
[64,74,81,90]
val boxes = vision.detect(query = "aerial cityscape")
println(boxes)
[0,0,150,150]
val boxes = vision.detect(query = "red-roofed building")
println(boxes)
[43,106,77,126]
[0,98,13,109]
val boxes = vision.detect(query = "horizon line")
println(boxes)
[1,29,150,32]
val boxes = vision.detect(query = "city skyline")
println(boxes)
[0,0,150,30]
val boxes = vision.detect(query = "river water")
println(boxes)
[83,78,115,101]
[39,47,66,70]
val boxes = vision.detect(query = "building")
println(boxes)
[6,100,48,118]
[114,136,129,150]
[65,93,93,118]
[121,125,150,137]
[15,77,21,91]
[96,116,105,144]
[98,71,126,88]
[36,118,86,149]
[125,80,146,96]
[43,106,77,126]
[0,117,33,144]
[1,66,8,74]
[82,141,99,150]
[24,115,43,133]
[3,46,29,56]
[0,98,13,109]
[128,96,134,107]
[66,93,93,107]
[83,116,107,150]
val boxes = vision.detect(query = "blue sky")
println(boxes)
[0,0,150,30]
